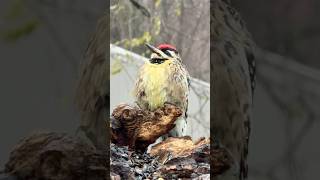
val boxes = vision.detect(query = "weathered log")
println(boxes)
[150,136,209,162]
[4,132,108,180]
[110,136,232,179]
[150,137,210,179]
[111,103,182,151]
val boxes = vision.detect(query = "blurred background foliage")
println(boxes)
[110,0,210,82]
[1,0,40,42]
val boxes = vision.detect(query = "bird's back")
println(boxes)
[212,0,256,179]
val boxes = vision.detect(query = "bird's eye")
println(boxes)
[163,50,173,57]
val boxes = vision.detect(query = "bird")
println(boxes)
[212,0,256,179]
[133,43,190,137]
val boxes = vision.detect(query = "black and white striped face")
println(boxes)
[161,49,181,61]
[148,50,181,65]
[146,43,182,64]
[157,49,182,65]
[149,52,166,64]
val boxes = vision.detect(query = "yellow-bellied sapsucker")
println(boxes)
[133,43,190,137]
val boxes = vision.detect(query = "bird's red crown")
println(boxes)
[157,44,177,52]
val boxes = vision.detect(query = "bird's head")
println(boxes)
[145,43,181,64]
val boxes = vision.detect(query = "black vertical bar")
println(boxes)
[210,0,214,178]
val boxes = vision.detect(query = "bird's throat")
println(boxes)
[149,58,166,64]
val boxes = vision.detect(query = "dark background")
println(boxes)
[233,0,320,179]
[0,0,106,169]
[234,0,320,68]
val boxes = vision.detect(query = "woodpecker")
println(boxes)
[212,0,256,179]
[133,43,190,137]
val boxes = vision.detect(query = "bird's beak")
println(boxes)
[145,43,169,59]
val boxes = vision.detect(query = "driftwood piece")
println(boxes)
[111,103,182,151]
[110,136,233,179]
[150,136,210,162]
[150,137,210,179]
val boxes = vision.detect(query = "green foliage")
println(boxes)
[175,1,182,16]
[111,58,123,75]
[155,0,162,8]
[1,20,40,42]
[122,31,152,49]
[1,0,40,42]
[153,17,161,35]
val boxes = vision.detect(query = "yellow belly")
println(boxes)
[142,61,171,110]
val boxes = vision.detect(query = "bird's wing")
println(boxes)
[75,14,109,148]
[212,0,256,179]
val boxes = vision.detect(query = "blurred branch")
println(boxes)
[258,48,320,83]
[129,0,150,18]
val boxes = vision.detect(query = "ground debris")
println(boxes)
[111,143,158,180]
[111,137,216,179]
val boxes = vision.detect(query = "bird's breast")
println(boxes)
[142,62,171,110]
